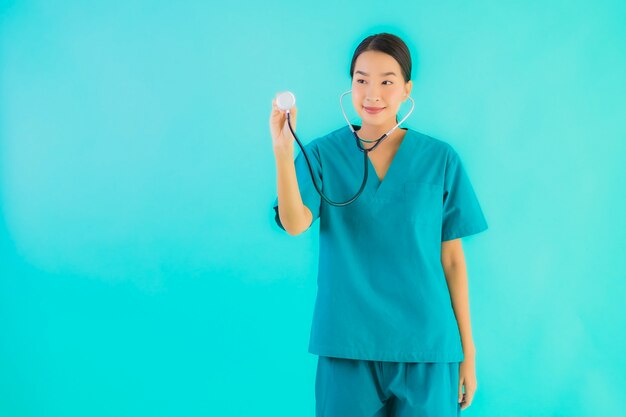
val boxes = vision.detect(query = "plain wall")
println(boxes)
[1,1,625,416]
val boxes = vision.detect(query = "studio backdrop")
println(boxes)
[1,1,625,416]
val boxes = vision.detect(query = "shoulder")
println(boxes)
[304,125,350,153]
[320,125,350,144]
[408,128,459,162]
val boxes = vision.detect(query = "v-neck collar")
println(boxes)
[346,124,415,200]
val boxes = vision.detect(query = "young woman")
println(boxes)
[270,33,488,417]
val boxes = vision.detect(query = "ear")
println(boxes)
[404,80,413,99]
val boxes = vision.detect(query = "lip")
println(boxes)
[363,106,385,114]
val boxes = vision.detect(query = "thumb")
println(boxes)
[458,379,464,404]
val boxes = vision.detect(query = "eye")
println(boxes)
[356,79,393,85]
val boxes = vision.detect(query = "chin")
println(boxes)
[361,114,391,124]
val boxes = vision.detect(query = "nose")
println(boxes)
[365,85,381,102]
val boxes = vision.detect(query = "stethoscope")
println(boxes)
[275,89,415,207]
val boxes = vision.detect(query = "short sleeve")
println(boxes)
[272,141,322,232]
[441,148,488,241]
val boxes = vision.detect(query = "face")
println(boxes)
[351,50,412,128]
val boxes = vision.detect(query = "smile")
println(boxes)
[363,106,385,114]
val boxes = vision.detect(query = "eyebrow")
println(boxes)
[355,70,397,77]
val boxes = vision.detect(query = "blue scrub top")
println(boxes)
[272,124,488,363]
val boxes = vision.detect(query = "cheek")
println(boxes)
[386,89,403,100]
[386,96,403,109]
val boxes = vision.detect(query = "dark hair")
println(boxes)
[349,33,412,83]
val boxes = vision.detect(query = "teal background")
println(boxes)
[1,1,625,416]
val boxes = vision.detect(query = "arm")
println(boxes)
[274,146,313,236]
[441,238,476,359]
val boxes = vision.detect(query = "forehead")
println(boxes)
[354,50,400,73]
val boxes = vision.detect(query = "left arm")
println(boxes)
[441,237,477,410]
[441,237,475,358]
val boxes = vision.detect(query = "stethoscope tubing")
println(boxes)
[285,90,415,207]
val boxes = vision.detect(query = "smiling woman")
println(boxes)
[269,32,489,417]
[349,36,412,136]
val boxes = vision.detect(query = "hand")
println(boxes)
[269,98,298,150]
[458,357,477,410]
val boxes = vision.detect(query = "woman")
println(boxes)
[270,33,488,417]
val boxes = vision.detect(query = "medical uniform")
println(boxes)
[272,124,488,417]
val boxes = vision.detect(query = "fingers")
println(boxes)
[271,98,296,137]
[460,393,473,410]
[458,379,476,410]
[271,99,286,113]
[271,98,282,114]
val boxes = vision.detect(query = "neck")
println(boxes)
[356,120,403,139]
[356,121,406,150]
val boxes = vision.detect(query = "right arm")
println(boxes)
[270,98,313,236]
[274,146,313,236]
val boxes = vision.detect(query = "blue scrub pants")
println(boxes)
[315,356,461,417]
